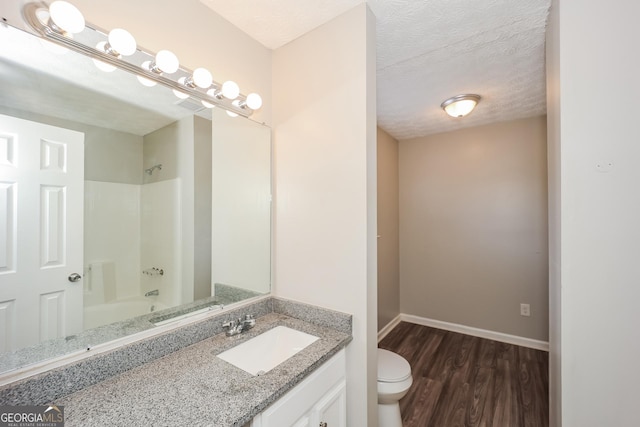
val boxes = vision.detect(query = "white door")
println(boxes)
[0,114,84,354]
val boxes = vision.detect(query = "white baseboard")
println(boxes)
[399,314,549,351]
[377,314,402,343]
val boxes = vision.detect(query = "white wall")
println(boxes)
[377,127,400,330]
[548,0,640,425]
[273,5,378,426]
[545,1,562,424]
[399,117,549,341]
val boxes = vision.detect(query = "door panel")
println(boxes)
[0,113,84,353]
[0,182,16,274]
[40,185,66,267]
[312,381,346,427]
[292,416,311,427]
[39,291,65,342]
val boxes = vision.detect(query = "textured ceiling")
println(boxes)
[200,0,551,140]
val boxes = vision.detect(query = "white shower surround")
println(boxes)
[84,181,141,303]
[83,179,182,328]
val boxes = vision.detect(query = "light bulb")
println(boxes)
[221,81,240,100]
[226,111,239,118]
[202,89,216,108]
[246,93,262,110]
[92,42,117,71]
[177,77,192,98]
[107,29,136,56]
[443,100,476,117]
[137,75,156,87]
[49,1,85,34]
[92,58,116,72]
[173,89,189,100]
[155,50,179,74]
[192,68,212,89]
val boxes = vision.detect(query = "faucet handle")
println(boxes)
[222,319,237,328]
[243,314,256,328]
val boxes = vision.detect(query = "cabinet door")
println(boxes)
[311,380,346,427]
[292,415,312,427]
[253,350,346,427]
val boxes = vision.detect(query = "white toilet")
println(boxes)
[377,348,413,427]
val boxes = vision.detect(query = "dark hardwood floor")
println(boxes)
[379,322,549,427]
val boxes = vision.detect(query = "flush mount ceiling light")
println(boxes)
[20,1,263,117]
[441,94,481,118]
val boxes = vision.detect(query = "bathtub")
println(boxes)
[83,297,168,330]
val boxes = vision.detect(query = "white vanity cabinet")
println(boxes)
[250,349,346,427]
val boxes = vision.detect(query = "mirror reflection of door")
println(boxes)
[0,113,84,353]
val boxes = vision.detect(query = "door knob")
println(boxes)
[68,273,82,282]
[319,423,328,427]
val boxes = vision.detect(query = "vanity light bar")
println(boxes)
[20,1,262,117]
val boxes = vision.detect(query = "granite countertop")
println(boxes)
[56,312,351,427]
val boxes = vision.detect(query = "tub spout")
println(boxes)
[145,289,159,297]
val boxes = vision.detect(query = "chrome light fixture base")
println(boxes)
[441,94,481,118]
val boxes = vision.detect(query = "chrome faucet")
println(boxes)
[144,289,159,297]
[222,314,256,336]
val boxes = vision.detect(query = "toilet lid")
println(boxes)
[378,349,411,382]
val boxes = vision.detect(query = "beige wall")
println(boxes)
[399,116,549,341]
[377,127,400,331]
[143,120,185,183]
[273,5,378,426]
[548,0,640,425]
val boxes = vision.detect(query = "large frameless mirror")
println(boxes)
[0,8,271,375]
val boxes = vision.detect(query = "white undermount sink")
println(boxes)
[217,326,319,376]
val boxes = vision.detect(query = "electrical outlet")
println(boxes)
[520,303,531,317]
